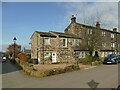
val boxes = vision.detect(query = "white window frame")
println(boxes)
[87,29,92,35]
[111,33,115,38]
[111,43,115,48]
[87,29,90,34]
[102,31,106,36]
[89,29,93,35]
[63,38,67,47]
[113,43,115,48]
[72,39,80,46]
[44,37,50,45]
[72,39,76,46]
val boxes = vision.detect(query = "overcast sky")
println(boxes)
[1,0,119,52]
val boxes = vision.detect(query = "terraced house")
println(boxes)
[31,15,120,64]
[65,15,120,57]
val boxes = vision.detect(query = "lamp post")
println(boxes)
[13,37,17,64]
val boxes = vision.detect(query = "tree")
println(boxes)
[80,11,103,64]
[82,21,101,65]
[6,44,21,59]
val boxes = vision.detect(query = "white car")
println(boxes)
[2,57,7,62]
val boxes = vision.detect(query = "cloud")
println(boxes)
[62,2,118,31]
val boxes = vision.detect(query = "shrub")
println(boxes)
[92,61,99,66]
[27,59,33,63]
[18,60,80,78]
[92,58,104,66]
[79,56,91,65]
[98,58,104,64]
[64,65,80,72]
[51,68,65,75]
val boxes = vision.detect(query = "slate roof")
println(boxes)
[36,31,56,37]
[65,22,120,34]
[49,31,80,39]
[34,31,80,39]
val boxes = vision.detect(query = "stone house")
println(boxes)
[65,15,120,57]
[31,15,120,64]
[31,31,80,64]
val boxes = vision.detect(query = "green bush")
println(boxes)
[79,56,91,65]
[98,58,104,64]
[92,58,104,66]
[26,54,31,59]
[79,55,104,65]
[92,61,99,66]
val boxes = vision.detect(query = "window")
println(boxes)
[90,29,93,34]
[44,52,51,59]
[113,43,115,47]
[44,38,50,45]
[111,43,115,48]
[111,33,115,38]
[79,52,85,58]
[102,31,106,36]
[72,39,79,46]
[63,38,67,47]
[72,39,76,46]
[87,29,92,35]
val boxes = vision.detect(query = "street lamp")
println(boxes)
[13,37,17,64]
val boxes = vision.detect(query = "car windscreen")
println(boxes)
[107,54,116,58]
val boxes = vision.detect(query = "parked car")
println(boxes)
[116,54,120,62]
[2,56,7,62]
[103,54,120,64]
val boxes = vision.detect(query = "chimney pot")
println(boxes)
[96,21,100,28]
[113,28,117,32]
[71,15,76,23]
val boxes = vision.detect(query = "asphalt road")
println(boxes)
[2,60,119,88]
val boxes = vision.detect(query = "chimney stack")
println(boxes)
[113,28,117,32]
[71,15,76,23]
[96,21,100,28]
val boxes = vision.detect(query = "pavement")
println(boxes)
[2,59,119,88]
